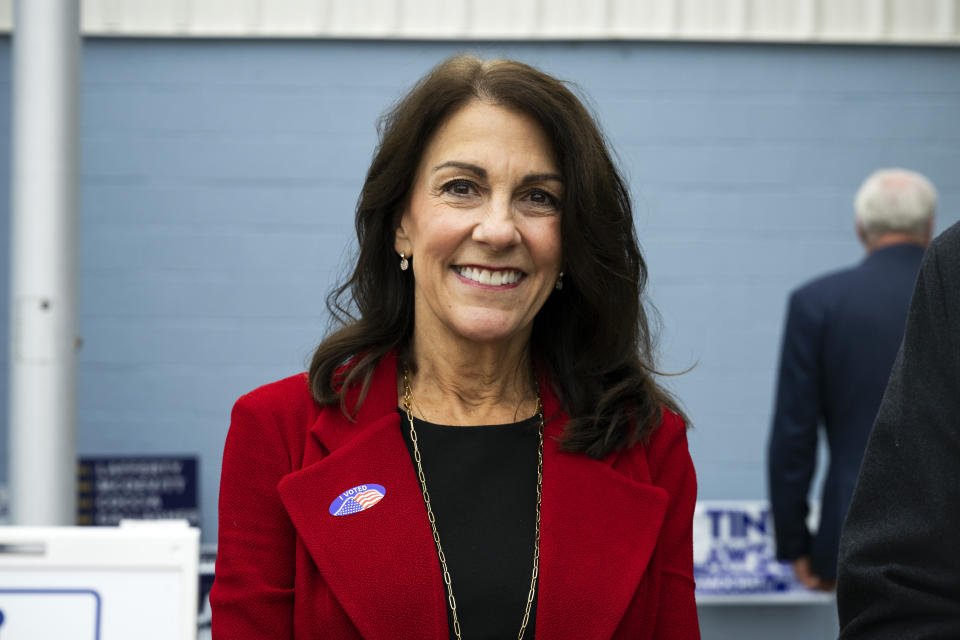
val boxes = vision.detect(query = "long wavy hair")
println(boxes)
[309,54,686,458]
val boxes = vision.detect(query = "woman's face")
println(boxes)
[395,100,563,351]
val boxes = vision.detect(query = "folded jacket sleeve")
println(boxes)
[210,394,297,639]
[650,411,701,640]
[837,229,960,638]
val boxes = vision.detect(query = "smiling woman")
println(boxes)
[394,101,563,370]
[211,55,700,640]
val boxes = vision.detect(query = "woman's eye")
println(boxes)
[441,179,477,196]
[526,189,558,208]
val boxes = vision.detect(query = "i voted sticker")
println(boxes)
[329,484,386,516]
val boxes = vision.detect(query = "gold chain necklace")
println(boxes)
[401,366,544,640]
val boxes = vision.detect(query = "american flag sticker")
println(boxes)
[328,483,386,516]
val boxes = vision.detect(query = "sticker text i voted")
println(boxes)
[329,484,385,516]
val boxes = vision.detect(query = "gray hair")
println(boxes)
[854,168,937,242]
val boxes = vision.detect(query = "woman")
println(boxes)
[211,55,699,640]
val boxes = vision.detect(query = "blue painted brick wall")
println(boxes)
[1,40,958,594]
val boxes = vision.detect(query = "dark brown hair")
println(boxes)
[309,54,686,458]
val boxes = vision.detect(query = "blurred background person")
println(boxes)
[767,169,936,590]
[837,220,960,637]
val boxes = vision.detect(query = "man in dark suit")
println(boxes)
[768,168,937,590]
[837,220,960,637]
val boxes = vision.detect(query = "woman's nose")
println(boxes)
[472,196,521,249]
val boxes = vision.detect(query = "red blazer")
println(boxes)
[211,351,699,639]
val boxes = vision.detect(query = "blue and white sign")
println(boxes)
[694,500,832,603]
[77,456,199,527]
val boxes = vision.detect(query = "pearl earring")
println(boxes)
[555,272,564,290]
[400,252,409,271]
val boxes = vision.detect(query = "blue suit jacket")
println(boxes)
[768,243,924,580]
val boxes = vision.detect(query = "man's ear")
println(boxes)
[855,221,870,250]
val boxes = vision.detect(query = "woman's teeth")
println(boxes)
[456,266,523,286]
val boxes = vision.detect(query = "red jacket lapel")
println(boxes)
[278,352,447,640]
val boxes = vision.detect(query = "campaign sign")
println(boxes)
[694,500,826,601]
[77,457,199,527]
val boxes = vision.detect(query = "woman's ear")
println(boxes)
[394,211,412,256]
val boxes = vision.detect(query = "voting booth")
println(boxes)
[0,521,199,639]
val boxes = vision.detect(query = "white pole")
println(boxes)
[8,0,81,525]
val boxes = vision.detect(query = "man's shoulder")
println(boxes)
[789,247,919,303]
[790,263,861,306]
[920,221,960,314]
[930,220,960,259]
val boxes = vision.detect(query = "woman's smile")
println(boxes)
[453,265,526,288]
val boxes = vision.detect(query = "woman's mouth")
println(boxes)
[454,266,525,286]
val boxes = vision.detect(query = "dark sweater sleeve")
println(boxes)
[837,225,960,638]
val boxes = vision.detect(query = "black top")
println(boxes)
[398,408,540,640]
